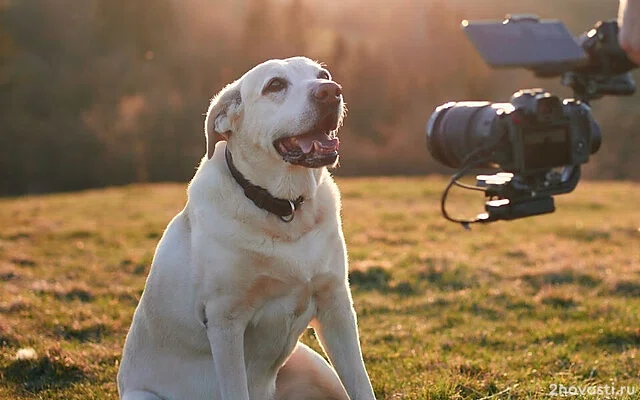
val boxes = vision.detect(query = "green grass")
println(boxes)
[1,177,639,399]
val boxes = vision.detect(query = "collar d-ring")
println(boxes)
[279,200,296,223]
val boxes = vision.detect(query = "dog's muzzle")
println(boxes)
[273,82,343,168]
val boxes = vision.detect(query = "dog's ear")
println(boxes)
[204,82,242,159]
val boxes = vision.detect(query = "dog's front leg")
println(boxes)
[205,303,250,400]
[313,284,376,400]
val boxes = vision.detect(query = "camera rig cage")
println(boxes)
[429,15,638,227]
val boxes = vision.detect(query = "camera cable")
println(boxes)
[440,146,496,229]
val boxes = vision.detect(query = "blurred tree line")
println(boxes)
[0,0,637,195]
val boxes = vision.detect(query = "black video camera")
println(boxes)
[426,16,638,226]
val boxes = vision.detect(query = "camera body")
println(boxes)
[428,89,600,174]
[506,90,598,171]
[426,16,637,224]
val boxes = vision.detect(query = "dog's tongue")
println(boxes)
[297,132,339,154]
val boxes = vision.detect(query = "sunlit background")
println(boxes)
[1,0,636,195]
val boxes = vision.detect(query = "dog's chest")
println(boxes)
[242,275,318,371]
[213,216,345,375]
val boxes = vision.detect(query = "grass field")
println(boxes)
[0,177,639,399]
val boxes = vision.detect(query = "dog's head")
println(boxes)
[205,57,345,168]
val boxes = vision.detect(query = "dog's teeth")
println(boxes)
[298,138,315,153]
[279,142,288,153]
[313,141,321,151]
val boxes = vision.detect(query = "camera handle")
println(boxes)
[562,20,637,103]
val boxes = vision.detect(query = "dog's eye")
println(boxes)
[318,70,331,80]
[263,78,288,94]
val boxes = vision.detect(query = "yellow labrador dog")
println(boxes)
[117,57,376,400]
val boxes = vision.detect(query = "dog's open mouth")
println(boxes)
[273,118,340,168]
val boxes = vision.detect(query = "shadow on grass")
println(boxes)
[609,280,640,297]
[63,229,96,240]
[521,269,601,291]
[54,288,94,302]
[554,227,611,242]
[534,332,569,346]
[467,302,504,320]
[9,256,36,267]
[419,263,478,291]
[2,355,87,393]
[349,267,418,296]
[537,294,578,309]
[0,332,20,347]
[596,329,640,352]
[57,322,111,343]
[32,281,95,303]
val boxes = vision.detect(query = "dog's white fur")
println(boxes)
[117,57,376,400]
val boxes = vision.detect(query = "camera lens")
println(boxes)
[426,101,507,168]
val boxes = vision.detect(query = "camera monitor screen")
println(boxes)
[463,17,587,74]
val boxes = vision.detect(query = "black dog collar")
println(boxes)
[225,147,304,222]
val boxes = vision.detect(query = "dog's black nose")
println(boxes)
[312,82,342,105]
